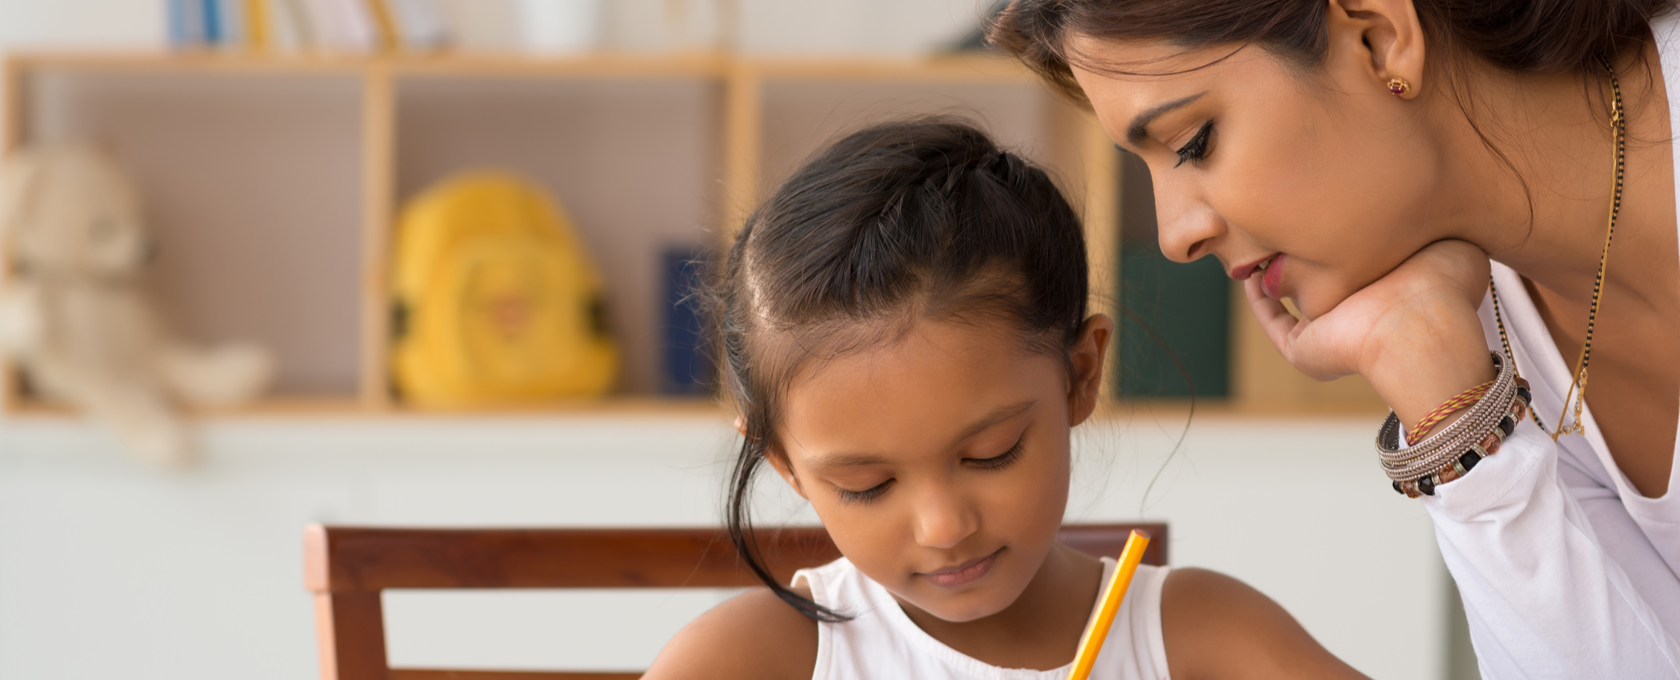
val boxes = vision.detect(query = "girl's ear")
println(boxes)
[741,415,809,499]
[1068,314,1113,426]
[1327,0,1427,99]
[763,447,808,500]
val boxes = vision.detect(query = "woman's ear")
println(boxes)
[1328,0,1427,98]
[1068,314,1113,427]
[741,415,809,499]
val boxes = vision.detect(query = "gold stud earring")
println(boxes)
[1387,77,1412,96]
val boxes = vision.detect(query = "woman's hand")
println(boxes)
[1244,239,1496,428]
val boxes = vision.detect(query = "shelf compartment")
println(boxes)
[9,67,368,406]
[391,74,723,398]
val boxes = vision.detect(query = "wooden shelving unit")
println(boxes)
[0,50,1388,420]
[0,50,1128,419]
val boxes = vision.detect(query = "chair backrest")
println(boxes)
[304,523,1168,680]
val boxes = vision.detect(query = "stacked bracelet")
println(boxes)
[1407,380,1493,443]
[1376,352,1533,498]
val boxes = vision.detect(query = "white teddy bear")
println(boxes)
[0,142,273,467]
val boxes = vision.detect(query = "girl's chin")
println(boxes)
[904,592,1013,624]
[897,576,1027,623]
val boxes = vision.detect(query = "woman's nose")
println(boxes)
[912,487,978,550]
[1153,181,1221,263]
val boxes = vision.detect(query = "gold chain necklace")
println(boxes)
[1490,53,1625,441]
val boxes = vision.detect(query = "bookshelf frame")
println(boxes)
[0,51,1387,420]
[0,51,1136,419]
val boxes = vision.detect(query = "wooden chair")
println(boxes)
[304,523,1168,680]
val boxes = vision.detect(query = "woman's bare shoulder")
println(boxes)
[641,584,819,680]
[1160,568,1369,680]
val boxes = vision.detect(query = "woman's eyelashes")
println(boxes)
[832,439,1027,505]
[1173,120,1215,168]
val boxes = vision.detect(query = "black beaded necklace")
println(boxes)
[1490,53,1625,441]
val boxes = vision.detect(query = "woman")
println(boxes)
[991,0,1680,677]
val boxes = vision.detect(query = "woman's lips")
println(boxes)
[920,549,1001,588]
[1262,254,1287,300]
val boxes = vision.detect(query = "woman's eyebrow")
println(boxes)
[1127,92,1207,145]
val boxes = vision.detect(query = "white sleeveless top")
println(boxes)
[791,557,1171,680]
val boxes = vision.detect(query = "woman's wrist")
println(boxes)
[1361,306,1494,440]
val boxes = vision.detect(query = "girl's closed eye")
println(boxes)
[837,478,894,505]
[966,437,1026,470]
[1174,119,1215,168]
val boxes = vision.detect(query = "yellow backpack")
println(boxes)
[391,171,618,408]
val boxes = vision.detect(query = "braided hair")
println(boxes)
[705,117,1090,621]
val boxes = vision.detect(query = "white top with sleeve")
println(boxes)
[790,556,1171,680]
[1425,12,1680,677]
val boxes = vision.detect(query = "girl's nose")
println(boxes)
[912,487,979,550]
[1153,180,1221,263]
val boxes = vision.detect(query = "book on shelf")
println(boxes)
[168,0,453,54]
[387,0,447,51]
[168,0,608,55]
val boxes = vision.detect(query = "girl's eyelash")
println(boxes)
[837,479,893,505]
[968,438,1026,471]
[834,438,1025,504]
[1174,120,1215,168]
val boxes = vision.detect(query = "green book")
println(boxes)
[1113,152,1230,398]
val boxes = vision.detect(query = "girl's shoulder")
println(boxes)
[641,583,820,680]
[1160,568,1368,680]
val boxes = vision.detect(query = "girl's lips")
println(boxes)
[920,549,1001,588]
[1262,254,1287,300]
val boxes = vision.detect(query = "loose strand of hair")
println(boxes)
[725,431,852,623]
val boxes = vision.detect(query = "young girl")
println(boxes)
[642,119,1365,680]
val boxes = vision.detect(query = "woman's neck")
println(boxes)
[1436,42,1675,306]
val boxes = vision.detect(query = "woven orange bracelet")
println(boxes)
[1408,380,1496,443]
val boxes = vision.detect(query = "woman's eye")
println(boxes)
[967,439,1025,471]
[837,479,893,505]
[1174,120,1215,168]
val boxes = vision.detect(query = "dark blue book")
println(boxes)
[168,0,206,47]
[662,248,714,396]
[202,0,221,44]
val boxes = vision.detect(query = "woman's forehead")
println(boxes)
[1063,37,1282,139]
[1064,34,1264,96]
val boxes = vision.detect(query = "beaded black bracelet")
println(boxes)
[1376,352,1532,498]
[1391,387,1529,498]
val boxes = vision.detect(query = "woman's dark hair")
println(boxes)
[988,0,1676,104]
[710,118,1089,622]
[989,0,1674,238]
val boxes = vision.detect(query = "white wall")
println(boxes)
[0,411,1445,679]
[0,0,995,56]
[0,3,1454,680]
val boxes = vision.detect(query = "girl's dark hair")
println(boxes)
[988,0,1676,104]
[711,118,1089,622]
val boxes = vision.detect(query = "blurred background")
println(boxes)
[0,1,1475,678]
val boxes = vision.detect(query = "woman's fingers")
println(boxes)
[1244,274,1300,360]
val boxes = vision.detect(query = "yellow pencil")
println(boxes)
[1066,529,1152,680]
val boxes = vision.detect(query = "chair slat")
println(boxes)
[307,522,1167,680]
[306,526,841,593]
[390,670,639,680]
[389,668,638,678]
[1058,523,1168,566]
